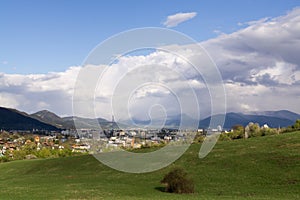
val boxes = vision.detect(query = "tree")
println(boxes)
[37,148,52,158]
[228,125,244,139]
[12,150,26,160]
[161,167,194,194]
[292,119,300,130]
[260,127,277,136]
[246,122,261,137]
[22,142,36,155]
[219,133,232,141]
[0,156,9,163]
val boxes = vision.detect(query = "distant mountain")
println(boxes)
[31,110,65,128]
[121,114,199,129]
[31,110,118,130]
[64,116,119,130]
[2,106,299,131]
[249,110,300,122]
[0,107,59,131]
[121,111,300,129]
[199,111,299,129]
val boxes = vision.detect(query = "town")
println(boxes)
[1,119,289,163]
[0,127,205,161]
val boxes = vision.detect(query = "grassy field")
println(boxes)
[0,132,300,200]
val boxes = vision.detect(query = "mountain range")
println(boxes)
[125,110,300,129]
[0,107,118,131]
[0,106,299,131]
[198,111,299,129]
[0,107,59,131]
[30,110,119,130]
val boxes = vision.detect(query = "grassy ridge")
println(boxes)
[0,132,300,199]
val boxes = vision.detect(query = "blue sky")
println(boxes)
[1,0,299,74]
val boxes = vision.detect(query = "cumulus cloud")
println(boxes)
[0,67,80,116]
[163,12,197,28]
[0,92,22,108]
[1,8,300,120]
[90,50,209,121]
[202,7,300,113]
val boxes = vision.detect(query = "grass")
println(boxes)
[0,132,300,199]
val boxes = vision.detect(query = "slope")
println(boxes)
[0,107,59,131]
[199,112,296,129]
[0,132,299,199]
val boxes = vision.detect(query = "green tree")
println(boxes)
[246,122,261,137]
[219,133,232,141]
[293,119,300,130]
[37,148,52,158]
[260,127,277,136]
[22,142,36,155]
[0,156,10,163]
[228,125,244,139]
[12,150,26,160]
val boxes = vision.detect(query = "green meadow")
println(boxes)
[0,132,299,200]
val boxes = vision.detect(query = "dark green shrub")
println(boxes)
[260,128,277,136]
[219,133,232,141]
[12,150,26,160]
[227,125,244,139]
[0,156,10,163]
[161,167,194,194]
[193,135,205,143]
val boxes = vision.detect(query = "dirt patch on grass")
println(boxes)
[272,155,300,167]
[286,179,299,185]
[278,143,300,148]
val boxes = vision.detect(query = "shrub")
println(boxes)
[0,156,10,163]
[292,119,300,130]
[36,147,52,158]
[12,150,26,160]
[260,128,277,136]
[161,167,194,194]
[193,135,205,143]
[219,133,232,141]
[246,122,261,138]
[228,125,244,139]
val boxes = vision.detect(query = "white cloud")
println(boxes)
[251,61,298,85]
[91,49,208,120]
[163,12,197,28]
[200,7,300,113]
[1,8,300,120]
[0,66,80,116]
[0,92,22,108]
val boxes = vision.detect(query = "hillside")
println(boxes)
[250,110,300,122]
[199,112,297,129]
[31,110,65,128]
[1,106,300,130]
[0,107,59,131]
[0,132,299,199]
[124,111,300,129]
[31,110,118,130]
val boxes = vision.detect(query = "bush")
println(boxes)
[260,128,277,136]
[228,125,245,139]
[219,133,232,141]
[246,122,261,138]
[36,148,52,158]
[12,150,27,160]
[161,167,194,194]
[193,135,205,143]
[0,156,10,163]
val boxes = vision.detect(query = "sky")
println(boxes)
[0,0,300,121]
[1,0,299,74]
